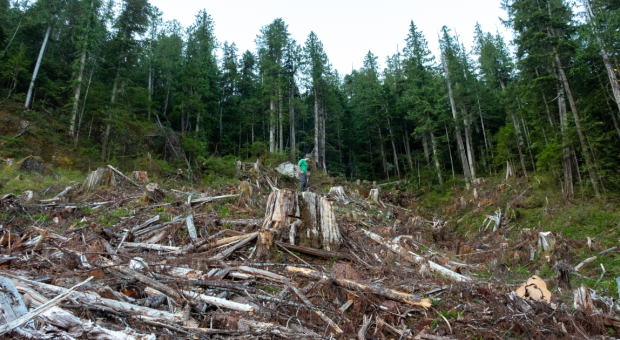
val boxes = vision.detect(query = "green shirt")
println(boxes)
[298,159,308,173]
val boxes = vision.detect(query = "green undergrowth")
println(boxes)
[0,166,84,196]
[431,172,620,297]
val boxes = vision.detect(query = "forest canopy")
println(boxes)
[1,0,620,198]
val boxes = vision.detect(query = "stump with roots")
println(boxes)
[297,192,341,252]
[83,168,116,191]
[256,189,298,261]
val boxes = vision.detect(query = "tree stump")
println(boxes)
[258,189,299,262]
[329,186,346,201]
[142,183,165,203]
[83,168,116,191]
[298,192,341,252]
[132,171,149,183]
[368,189,380,204]
[256,229,277,262]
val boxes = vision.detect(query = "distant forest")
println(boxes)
[2,0,620,197]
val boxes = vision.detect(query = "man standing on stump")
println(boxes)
[298,154,311,192]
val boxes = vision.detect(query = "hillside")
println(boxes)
[0,146,618,338]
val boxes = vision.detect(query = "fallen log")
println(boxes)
[286,266,431,308]
[38,306,153,340]
[0,276,93,335]
[131,215,160,233]
[360,229,472,282]
[4,275,185,324]
[574,256,596,272]
[237,266,289,282]
[276,242,357,263]
[123,242,179,252]
[210,232,258,260]
[186,214,197,241]
[175,230,226,254]
[108,165,142,188]
[0,276,28,325]
[196,232,252,252]
[188,280,256,293]
[180,290,255,313]
[190,194,238,205]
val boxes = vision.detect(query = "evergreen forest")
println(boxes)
[2,0,620,198]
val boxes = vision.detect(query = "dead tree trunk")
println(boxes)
[298,192,340,252]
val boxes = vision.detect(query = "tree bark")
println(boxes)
[558,86,574,199]
[509,111,529,179]
[445,122,456,181]
[314,86,320,166]
[386,116,400,178]
[163,79,170,115]
[279,86,283,152]
[24,24,52,110]
[403,126,413,170]
[461,105,476,179]
[430,131,443,185]
[378,127,388,178]
[440,49,471,183]
[289,83,296,161]
[147,60,152,121]
[74,63,95,147]
[270,98,276,152]
[299,192,340,252]
[422,133,430,168]
[101,72,120,162]
[555,53,600,196]
[320,95,327,173]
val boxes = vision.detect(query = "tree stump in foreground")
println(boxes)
[257,189,298,261]
[298,192,341,252]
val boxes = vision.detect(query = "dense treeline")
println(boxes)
[2,0,620,196]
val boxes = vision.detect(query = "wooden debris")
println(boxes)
[574,256,596,272]
[286,266,431,308]
[573,285,596,311]
[360,229,472,282]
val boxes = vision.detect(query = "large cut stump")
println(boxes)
[256,229,277,262]
[257,189,299,262]
[298,192,341,252]
[261,189,299,229]
[83,167,116,191]
[142,183,165,203]
[368,189,380,204]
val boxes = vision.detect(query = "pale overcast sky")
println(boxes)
[150,0,511,74]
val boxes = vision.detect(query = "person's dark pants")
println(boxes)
[299,173,307,192]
